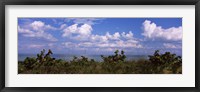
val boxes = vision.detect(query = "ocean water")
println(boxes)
[18,54,149,62]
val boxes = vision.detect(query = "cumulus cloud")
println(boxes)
[30,21,57,31]
[89,32,123,43]
[30,21,45,30]
[62,24,92,38]
[142,20,182,41]
[89,31,136,43]
[61,23,142,50]
[18,20,60,42]
[78,24,93,35]
[62,24,78,37]
[121,31,134,40]
[106,32,121,40]
[62,24,93,41]
[90,35,108,42]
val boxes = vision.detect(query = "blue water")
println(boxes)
[18,54,149,62]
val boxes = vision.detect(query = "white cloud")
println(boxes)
[126,39,138,44]
[62,24,92,38]
[18,25,58,42]
[142,20,182,41]
[105,32,121,40]
[73,35,90,41]
[30,21,45,30]
[18,26,33,34]
[30,21,57,31]
[62,24,78,37]
[163,43,181,49]
[78,24,93,36]
[96,42,117,48]
[62,39,142,49]
[112,32,120,40]
[62,23,138,45]
[90,32,126,43]
[115,40,142,48]
[20,21,60,41]
[45,24,57,30]
[62,24,93,41]
[61,23,142,49]
[18,21,59,41]
[90,35,108,42]
[121,31,134,39]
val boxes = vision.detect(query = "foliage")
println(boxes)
[101,50,126,62]
[18,49,182,74]
[148,50,182,74]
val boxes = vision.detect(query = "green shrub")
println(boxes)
[18,49,182,74]
[148,50,182,74]
[101,50,126,62]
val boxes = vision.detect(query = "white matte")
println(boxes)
[5,5,195,87]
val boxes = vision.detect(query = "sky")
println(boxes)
[18,18,182,55]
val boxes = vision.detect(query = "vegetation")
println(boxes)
[18,49,182,74]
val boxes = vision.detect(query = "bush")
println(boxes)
[101,50,126,62]
[18,49,182,74]
[148,50,182,74]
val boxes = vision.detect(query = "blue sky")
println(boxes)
[18,18,182,55]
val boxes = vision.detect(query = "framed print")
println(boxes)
[0,0,200,92]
